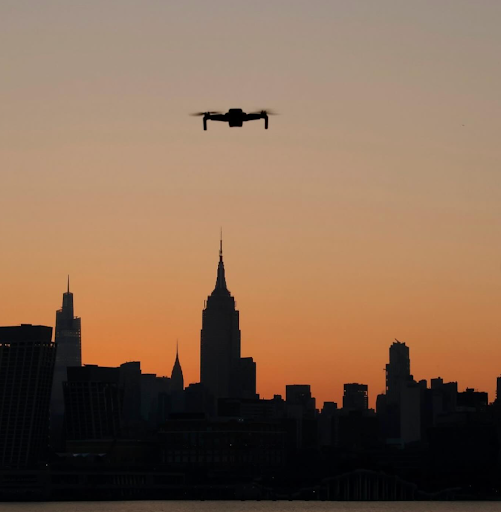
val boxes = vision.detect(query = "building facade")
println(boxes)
[385,339,411,404]
[64,362,173,442]
[0,324,56,468]
[50,278,82,446]
[200,239,242,400]
[343,383,369,411]
[64,365,123,441]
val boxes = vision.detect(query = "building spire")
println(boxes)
[61,275,74,316]
[219,227,223,261]
[171,340,184,392]
[214,231,228,293]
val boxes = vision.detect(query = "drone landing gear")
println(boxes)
[264,116,268,130]
[203,118,207,131]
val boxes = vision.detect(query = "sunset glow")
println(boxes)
[2,1,500,408]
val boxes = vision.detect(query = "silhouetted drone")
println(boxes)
[191,108,277,130]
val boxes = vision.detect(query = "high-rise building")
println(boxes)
[64,362,160,441]
[286,384,316,416]
[385,339,411,403]
[379,339,418,444]
[200,238,242,399]
[171,343,184,392]
[285,384,317,450]
[170,343,185,414]
[140,372,171,428]
[343,383,369,411]
[0,324,56,468]
[430,377,458,415]
[400,382,422,444]
[64,365,122,441]
[240,356,257,399]
[55,276,82,367]
[50,277,82,446]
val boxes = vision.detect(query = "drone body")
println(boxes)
[192,108,275,130]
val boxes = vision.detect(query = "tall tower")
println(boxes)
[55,276,82,367]
[171,342,184,392]
[385,339,411,404]
[200,236,241,399]
[50,277,82,445]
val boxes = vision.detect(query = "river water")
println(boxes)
[2,502,501,512]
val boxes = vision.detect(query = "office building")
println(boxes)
[0,324,56,468]
[200,238,242,399]
[239,356,257,399]
[386,339,411,403]
[343,383,369,411]
[50,278,82,446]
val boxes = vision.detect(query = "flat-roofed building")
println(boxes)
[343,383,369,411]
[0,324,55,468]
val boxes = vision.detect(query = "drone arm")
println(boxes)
[245,113,263,121]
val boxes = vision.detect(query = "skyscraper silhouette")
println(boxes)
[0,325,56,468]
[50,277,82,446]
[386,339,411,404]
[171,342,184,392]
[200,237,241,400]
[343,383,369,411]
[378,339,421,444]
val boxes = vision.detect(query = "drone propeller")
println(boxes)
[190,111,222,116]
[250,109,279,115]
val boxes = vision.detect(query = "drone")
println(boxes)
[191,108,277,130]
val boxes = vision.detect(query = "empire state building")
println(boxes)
[200,238,243,399]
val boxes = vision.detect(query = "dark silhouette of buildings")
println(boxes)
[50,277,81,447]
[377,339,496,453]
[239,356,257,399]
[343,383,368,411]
[200,237,256,404]
[64,364,123,441]
[284,385,317,451]
[158,417,286,471]
[377,339,423,445]
[200,237,240,399]
[170,343,185,413]
[457,388,488,411]
[3,251,501,501]
[385,339,411,403]
[55,277,82,366]
[430,377,458,418]
[140,371,171,429]
[170,343,184,392]
[285,385,316,417]
[0,325,56,469]
[64,361,171,443]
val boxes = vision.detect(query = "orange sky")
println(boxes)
[1,1,500,407]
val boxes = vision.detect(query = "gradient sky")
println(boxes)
[1,1,500,407]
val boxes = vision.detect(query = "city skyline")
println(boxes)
[0,314,496,498]
[2,236,498,409]
[2,1,500,410]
